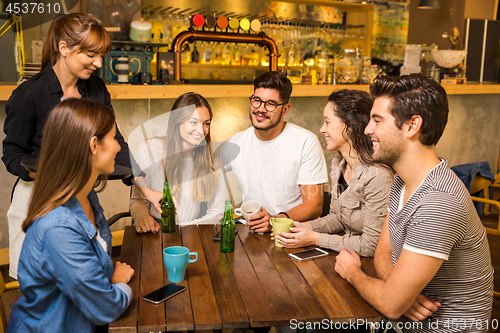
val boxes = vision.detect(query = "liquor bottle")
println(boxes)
[161,182,176,233]
[181,43,191,64]
[232,43,240,65]
[212,42,221,65]
[150,53,157,81]
[295,47,303,67]
[223,43,232,65]
[251,48,260,66]
[192,41,200,63]
[220,200,235,252]
[288,42,295,67]
[278,41,286,67]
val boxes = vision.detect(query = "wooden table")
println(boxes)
[110,225,382,333]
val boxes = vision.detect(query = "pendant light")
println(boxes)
[418,0,441,9]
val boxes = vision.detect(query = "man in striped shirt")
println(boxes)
[335,74,493,332]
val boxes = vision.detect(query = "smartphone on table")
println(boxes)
[288,248,329,262]
[142,283,186,304]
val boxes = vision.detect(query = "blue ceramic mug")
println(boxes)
[163,246,198,283]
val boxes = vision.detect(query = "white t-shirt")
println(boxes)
[217,123,328,215]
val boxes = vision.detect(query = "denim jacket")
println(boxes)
[7,190,132,333]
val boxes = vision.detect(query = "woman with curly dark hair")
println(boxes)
[272,89,393,257]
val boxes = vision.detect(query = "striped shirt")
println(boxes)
[388,160,493,333]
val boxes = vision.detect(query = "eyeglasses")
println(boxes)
[249,96,286,112]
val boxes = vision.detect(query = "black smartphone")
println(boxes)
[213,228,238,241]
[142,283,186,304]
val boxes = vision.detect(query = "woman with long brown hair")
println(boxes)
[2,12,155,279]
[272,89,393,257]
[130,92,225,233]
[7,98,134,333]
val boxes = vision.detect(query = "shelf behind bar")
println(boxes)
[1,83,500,101]
[257,0,374,12]
[101,83,500,99]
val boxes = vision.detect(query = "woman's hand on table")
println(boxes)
[111,261,134,284]
[135,216,160,234]
[271,222,319,248]
[403,294,441,322]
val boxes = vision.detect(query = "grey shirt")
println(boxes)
[307,156,393,257]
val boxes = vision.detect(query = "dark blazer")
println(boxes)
[2,65,133,184]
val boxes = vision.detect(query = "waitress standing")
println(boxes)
[2,13,156,279]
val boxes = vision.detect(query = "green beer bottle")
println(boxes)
[220,200,235,252]
[161,182,176,233]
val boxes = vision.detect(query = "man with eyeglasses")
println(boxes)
[217,71,328,233]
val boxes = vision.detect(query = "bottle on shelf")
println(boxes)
[220,200,235,253]
[212,42,222,65]
[278,41,286,67]
[181,43,191,64]
[295,47,303,67]
[192,41,200,63]
[260,47,269,67]
[202,42,212,65]
[288,42,295,67]
[241,44,251,66]
[232,43,241,65]
[223,42,232,65]
[150,53,157,81]
[251,48,260,66]
[161,182,176,233]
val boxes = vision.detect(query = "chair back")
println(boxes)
[470,176,493,195]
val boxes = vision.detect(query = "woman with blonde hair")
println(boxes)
[7,98,134,333]
[131,92,225,233]
[2,12,155,279]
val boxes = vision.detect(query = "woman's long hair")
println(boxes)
[22,98,116,232]
[41,12,111,70]
[327,89,374,164]
[164,92,218,202]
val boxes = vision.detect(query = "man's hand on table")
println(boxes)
[246,208,272,233]
[335,249,362,281]
[135,216,160,234]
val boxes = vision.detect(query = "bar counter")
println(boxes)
[1,83,500,101]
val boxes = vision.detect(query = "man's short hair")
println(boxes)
[253,71,293,104]
[370,74,449,146]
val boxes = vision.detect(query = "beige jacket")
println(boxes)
[307,156,393,257]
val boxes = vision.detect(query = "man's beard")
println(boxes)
[250,109,283,131]
[372,141,403,167]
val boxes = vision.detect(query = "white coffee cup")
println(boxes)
[234,200,260,224]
